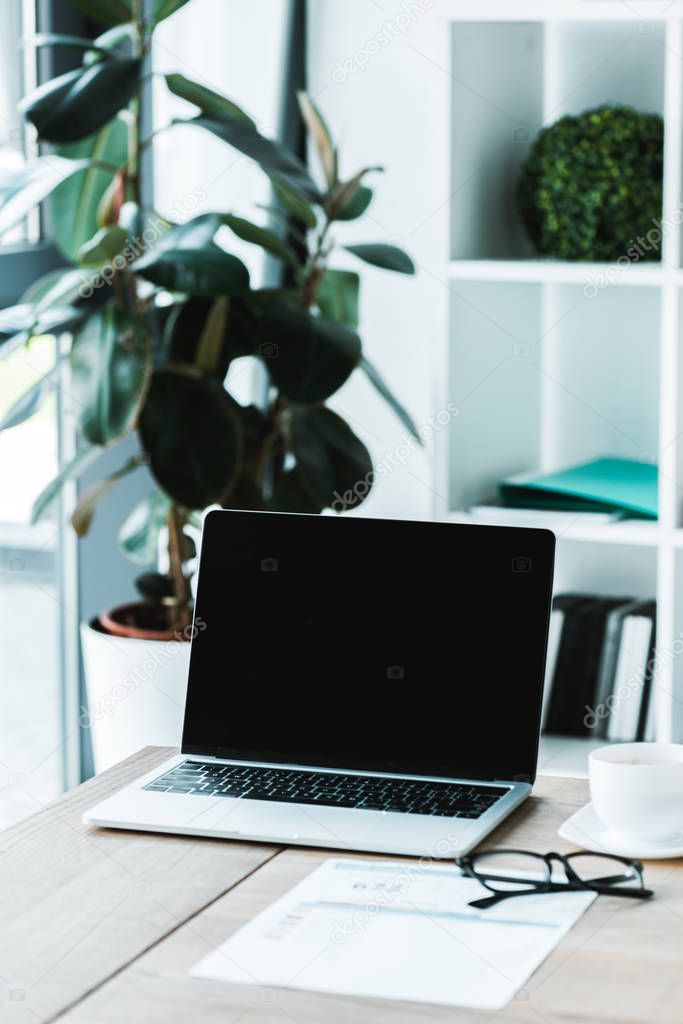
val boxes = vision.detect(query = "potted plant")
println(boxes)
[517,105,664,261]
[0,0,419,771]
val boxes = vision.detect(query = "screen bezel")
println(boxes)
[181,510,555,783]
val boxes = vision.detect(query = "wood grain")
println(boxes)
[55,771,683,1024]
[0,746,279,1024]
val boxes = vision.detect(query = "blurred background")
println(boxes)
[2,0,682,826]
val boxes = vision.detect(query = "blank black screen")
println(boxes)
[183,511,555,782]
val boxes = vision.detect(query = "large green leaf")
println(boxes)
[27,33,112,55]
[0,156,91,236]
[0,360,62,431]
[327,166,380,221]
[70,306,150,444]
[360,356,422,443]
[316,269,360,328]
[77,225,128,265]
[344,243,415,275]
[93,24,136,56]
[165,73,254,126]
[23,267,104,313]
[194,297,231,375]
[297,92,337,187]
[272,181,317,229]
[153,0,192,24]
[32,446,101,523]
[119,490,170,565]
[165,296,256,376]
[0,304,37,338]
[273,407,373,513]
[0,303,81,335]
[138,369,243,508]
[221,214,299,269]
[0,302,86,360]
[187,114,323,203]
[21,58,141,144]
[71,457,140,536]
[258,300,361,404]
[335,185,373,221]
[134,216,250,296]
[68,0,134,24]
[219,402,270,511]
[265,306,361,403]
[50,114,128,261]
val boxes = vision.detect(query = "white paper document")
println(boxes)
[192,858,596,1009]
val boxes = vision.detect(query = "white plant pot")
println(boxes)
[81,621,191,773]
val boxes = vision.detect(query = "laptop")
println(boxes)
[83,510,555,858]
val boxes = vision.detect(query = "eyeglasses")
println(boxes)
[455,849,654,910]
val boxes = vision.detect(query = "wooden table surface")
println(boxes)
[2,746,682,1024]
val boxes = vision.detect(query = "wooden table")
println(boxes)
[2,746,683,1023]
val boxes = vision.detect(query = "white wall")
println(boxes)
[153,0,444,520]
[153,0,289,233]
[307,0,446,520]
[153,0,290,403]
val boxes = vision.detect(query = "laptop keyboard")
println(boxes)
[144,762,510,818]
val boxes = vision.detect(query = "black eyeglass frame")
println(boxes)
[455,849,654,909]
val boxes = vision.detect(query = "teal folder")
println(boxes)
[498,458,658,520]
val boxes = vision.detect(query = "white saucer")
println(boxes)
[558,802,683,859]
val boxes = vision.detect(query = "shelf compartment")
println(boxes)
[450,20,666,261]
[538,734,611,779]
[447,280,661,512]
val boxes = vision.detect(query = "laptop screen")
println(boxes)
[182,511,555,782]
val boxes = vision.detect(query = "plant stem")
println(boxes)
[167,504,192,631]
[301,216,332,309]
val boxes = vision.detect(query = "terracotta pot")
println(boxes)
[99,601,183,642]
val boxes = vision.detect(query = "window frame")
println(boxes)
[0,0,95,790]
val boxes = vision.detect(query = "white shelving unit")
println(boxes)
[431,3,683,776]
[309,1,683,776]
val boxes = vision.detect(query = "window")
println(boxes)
[0,0,36,245]
[0,0,75,828]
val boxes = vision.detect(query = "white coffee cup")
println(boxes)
[588,742,683,842]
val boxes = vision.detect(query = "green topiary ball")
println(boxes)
[517,105,664,261]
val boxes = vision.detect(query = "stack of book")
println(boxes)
[541,594,656,742]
